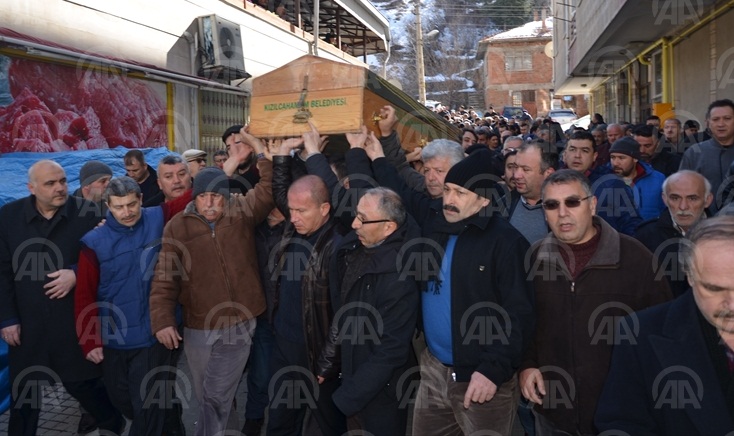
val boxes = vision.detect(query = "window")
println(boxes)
[522,90,536,102]
[512,92,522,106]
[651,50,663,103]
[199,90,248,153]
[505,53,532,71]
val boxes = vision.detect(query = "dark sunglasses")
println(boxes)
[355,217,391,225]
[541,195,593,211]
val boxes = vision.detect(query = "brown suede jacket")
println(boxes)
[149,159,274,332]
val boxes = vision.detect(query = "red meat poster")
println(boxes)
[0,54,168,153]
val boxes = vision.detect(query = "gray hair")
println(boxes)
[662,170,711,199]
[363,187,406,226]
[503,136,525,148]
[680,216,734,279]
[421,139,464,166]
[159,155,185,166]
[103,176,141,202]
[541,169,593,198]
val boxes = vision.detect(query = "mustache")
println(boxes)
[443,205,460,213]
[675,211,695,217]
[714,311,734,319]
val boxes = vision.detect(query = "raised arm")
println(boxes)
[377,105,426,193]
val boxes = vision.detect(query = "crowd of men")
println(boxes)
[1,98,734,436]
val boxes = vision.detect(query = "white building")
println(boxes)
[0,0,390,154]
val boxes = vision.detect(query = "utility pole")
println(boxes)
[415,0,427,104]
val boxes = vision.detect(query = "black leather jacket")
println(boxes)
[272,155,345,372]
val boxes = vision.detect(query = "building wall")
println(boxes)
[483,40,552,117]
[674,6,734,124]
[566,0,626,75]
[0,0,363,79]
[0,0,367,152]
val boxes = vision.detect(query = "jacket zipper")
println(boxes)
[570,279,579,429]
[192,214,236,308]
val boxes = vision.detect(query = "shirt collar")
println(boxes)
[520,195,542,208]
[669,209,706,236]
[23,195,68,223]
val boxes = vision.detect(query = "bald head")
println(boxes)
[28,160,65,185]
[663,170,711,198]
[287,175,331,236]
[27,160,68,217]
[606,123,624,144]
[288,175,329,205]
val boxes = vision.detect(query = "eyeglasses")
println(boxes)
[191,158,206,164]
[355,216,391,225]
[541,195,593,211]
[214,158,227,163]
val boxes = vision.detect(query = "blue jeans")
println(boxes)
[245,316,274,420]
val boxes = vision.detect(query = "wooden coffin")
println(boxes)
[249,55,460,150]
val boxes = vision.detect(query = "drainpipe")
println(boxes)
[183,31,200,149]
[313,0,321,56]
[383,44,390,79]
[661,37,673,104]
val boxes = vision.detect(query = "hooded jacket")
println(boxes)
[629,160,666,221]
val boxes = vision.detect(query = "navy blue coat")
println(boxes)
[595,292,734,435]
